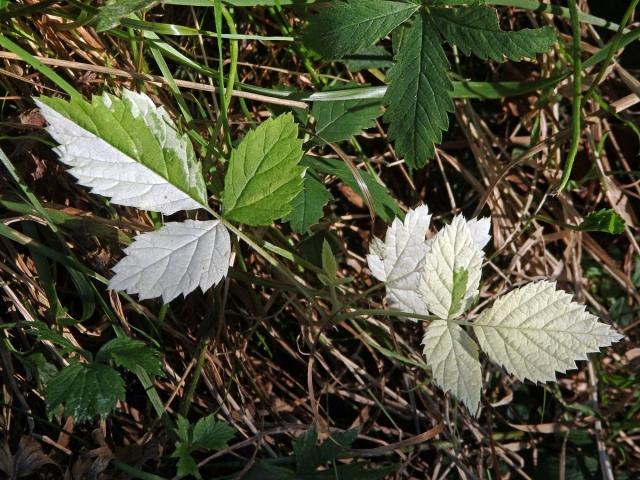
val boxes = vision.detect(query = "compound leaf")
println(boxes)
[383,11,454,169]
[422,320,482,413]
[222,113,304,225]
[432,6,557,62]
[419,215,484,319]
[472,281,624,383]
[367,205,431,317]
[36,90,207,215]
[304,0,419,59]
[109,220,231,303]
[43,363,124,422]
[96,337,163,376]
[285,174,332,234]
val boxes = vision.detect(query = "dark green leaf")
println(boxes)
[222,113,304,225]
[96,337,163,377]
[285,174,332,234]
[432,7,557,62]
[192,415,235,450]
[383,11,454,169]
[303,156,402,222]
[294,426,359,474]
[578,209,625,234]
[304,0,418,59]
[43,363,125,422]
[341,46,393,71]
[312,93,382,144]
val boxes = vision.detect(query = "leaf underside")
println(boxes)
[383,11,454,169]
[472,281,623,383]
[422,320,482,413]
[109,220,231,303]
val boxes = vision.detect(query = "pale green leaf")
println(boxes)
[285,174,332,234]
[432,6,557,62]
[419,215,484,319]
[367,205,431,317]
[43,363,125,422]
[109,220,231,303]
[383,11,454,169]
[96,337,163,376]
[422,320,482,413]
[222,113,304,225]
[36,90,207,215]
[304,0,419,59]
[472,281,624,383]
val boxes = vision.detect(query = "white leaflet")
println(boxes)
[109,220,231,303]
[472,281,624,383]
[366,205,431,316]
[467,217,491,250]
[422,320,482,414]
[419,215,483,319]
[35,98,204,215]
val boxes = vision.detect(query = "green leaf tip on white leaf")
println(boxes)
[419,214,484,320]
[35,89,207,215]
[367,204,431,317]
[109,220,231,303]
[472,281,624,384]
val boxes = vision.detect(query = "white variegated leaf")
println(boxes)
[110,220,230,303]
[467,217,491,250]
[36,90,207,215]
[366,205,431,317]
[472,281,624,383]
[422,320,482,414]
[419,215,484,319]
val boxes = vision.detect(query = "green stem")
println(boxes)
[178,335,211,416]
[556,0,583,193]
[584,0,639,100]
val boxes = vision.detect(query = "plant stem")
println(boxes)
[555,0,583,193]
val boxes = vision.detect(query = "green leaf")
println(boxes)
[95,0,158,31]
[172,414,235,477]
[192,415,236,450]
[341,46,394,71]
[36,90,207,214]
[43,363,125,422]
[304,0,419,59]
[285,174,332,234]
[294,426,359,474]
[96,337,163,377]
[578,209,625,234]
[432,6,557,62]
[383,11,454,169]
[321,240,338,281]
[312,93,382,144]
[303,156,402,222]
[28,321,87,357]
[222,113,305,226]
[449,267,469,317]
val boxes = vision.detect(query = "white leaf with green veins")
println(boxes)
[419,215,484,319]
[472,281,624,383]
[367,205,431,317]
[422,320,482,414]
[109,220,230,303]
[36,89,207,215]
